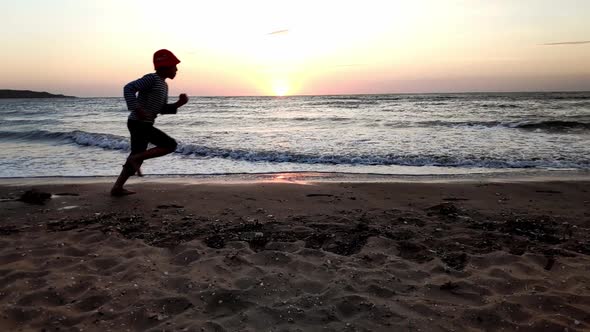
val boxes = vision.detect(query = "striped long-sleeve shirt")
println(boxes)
[123,73,177,123]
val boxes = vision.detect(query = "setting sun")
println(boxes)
[272,81,290,96]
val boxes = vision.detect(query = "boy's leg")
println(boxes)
[125,126,177,172]
[111,121,148,196]
[111,157,145,196]
[126,146,175,170]
[111,125,176,195]
[111,162,136,196]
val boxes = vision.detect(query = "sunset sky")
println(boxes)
[1,0,589,97]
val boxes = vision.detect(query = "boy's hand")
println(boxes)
[178,94,189,106]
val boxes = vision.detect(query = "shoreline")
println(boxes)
[0,169,589,186]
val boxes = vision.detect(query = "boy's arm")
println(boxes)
[161,93,189,114]
[123,75,156,116]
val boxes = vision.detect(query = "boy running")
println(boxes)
[111,49,188,196]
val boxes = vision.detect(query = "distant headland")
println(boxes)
[0,89,75,99]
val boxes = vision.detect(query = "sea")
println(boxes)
[0,92,589,178]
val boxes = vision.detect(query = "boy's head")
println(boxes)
[153,49,180,79]
[156,65,178,79]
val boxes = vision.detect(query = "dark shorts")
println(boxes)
[127,120,177,154]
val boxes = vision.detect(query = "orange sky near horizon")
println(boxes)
[1,0,589,97]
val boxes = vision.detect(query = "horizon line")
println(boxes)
[76,89,590,98]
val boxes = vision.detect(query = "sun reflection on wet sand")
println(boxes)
[263,172,319,185]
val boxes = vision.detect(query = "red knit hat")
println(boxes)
[153,49,180,69]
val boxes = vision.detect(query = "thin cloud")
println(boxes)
[542,40,590,46]
[268,29,289,36]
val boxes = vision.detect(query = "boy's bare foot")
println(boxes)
[110,188,136,196]
[136,168,144,177]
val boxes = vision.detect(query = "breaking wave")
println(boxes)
[1,129,587,169]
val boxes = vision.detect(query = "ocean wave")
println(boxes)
[0,130,129,150]
[174,146,588,169]
[2,129,587,169]
[1,118,62,125]
[512,120,590,131]
[382,120,590,132]
[478,103,523,109]
[409,95,461,101]
[306,100,379,108]
[545,94,590,101]
[293,117,352,122]
[417,121,504,128]
[190,102,246,109]
[373,96,402,101]
[570,101,590,107]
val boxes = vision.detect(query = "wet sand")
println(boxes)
[0,175,589,331]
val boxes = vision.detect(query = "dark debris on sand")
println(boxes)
[9,200,585,271]
[17,189,52,205]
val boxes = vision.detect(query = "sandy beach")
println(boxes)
[0,174,589,331]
